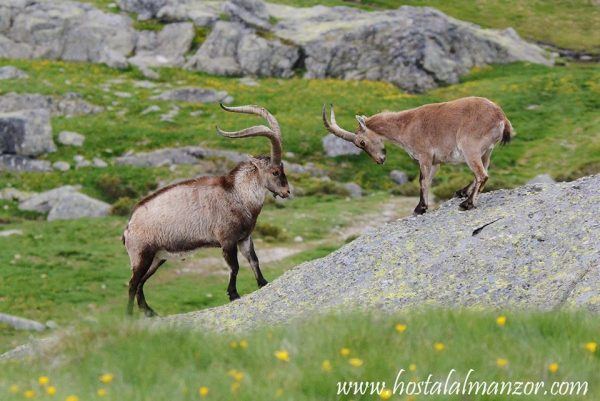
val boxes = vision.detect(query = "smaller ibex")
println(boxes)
[323,97,514,214]
[123,104,290,316]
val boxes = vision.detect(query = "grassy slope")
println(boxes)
[0,59,599,350]
[1,311,599,400]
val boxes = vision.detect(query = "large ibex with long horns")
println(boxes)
[323,96,514,214]
[123,104,290,316]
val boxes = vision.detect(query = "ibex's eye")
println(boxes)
[272,171,280,176]
[360,140,366,147]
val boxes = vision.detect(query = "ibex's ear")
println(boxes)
[355,115,367,130]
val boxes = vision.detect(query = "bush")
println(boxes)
[96,175,137,202]
[254,222,288,242]
[302,180,350,197]
[390,179,420,197]
[111,197,136,216]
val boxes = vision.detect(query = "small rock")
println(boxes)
[0,229,23,237]
[19,185,81,213]
[0,155,52,172]
[74,155,91,168]
[390,170,409,185]
[133,80,158,89]
[527,174,556,185]
[344,182,363,198]
[139,65,160,80]
[47,193,111,221]
[141,105,160,115]
[189,110,203,117]
[58,131,85,147]
[526,104,540,110]
[322,134,361,157]
[114,91,132,98]
[52,161,71,171]
[239,77,259,86]
[93,158,108,168]
[0,66,28,80]
[160,105,180,122]
[294,235,304,243]
[152,87,231,103]
[0,187,36,202]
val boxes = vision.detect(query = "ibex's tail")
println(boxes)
[501,117,514,145]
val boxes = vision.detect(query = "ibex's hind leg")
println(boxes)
[414,160,438,215]
[239,236,268,288]
[454,148,493,198]
[136,258,165,317]
[127,250,154,316]
[459,154,488,211]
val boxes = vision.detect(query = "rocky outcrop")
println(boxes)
[129,22,195,68]
[0,154,52,172]
[185,21,299,78]
[0,0,136,68]
[163,175,600,331]
[0,93,103,117]
[18,185,111,221]
[267,4,552,92]
[0,109,55,157]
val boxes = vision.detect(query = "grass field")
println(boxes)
[1,310,599,400]
[1,58,599,354]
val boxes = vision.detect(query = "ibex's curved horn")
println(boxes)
[219,103,282,165]
[322,104,355,142]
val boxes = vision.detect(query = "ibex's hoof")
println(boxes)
[413,205,427,215]
[454,190,467,198]
[258,279,269,288]
[229,293,241,302]
[144,309,158,318]
[459,200,476,210]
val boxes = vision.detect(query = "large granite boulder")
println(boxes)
[266,4,552,92]
[185,21,299,78]
[322,133,361,157]
[0,66,28,80]
[163,175,600,331]
[151,87,231,103]
[0,109,55,157]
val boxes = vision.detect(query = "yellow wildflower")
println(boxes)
[339,347,351,357]
[275,388,284,397]
[433,342,446,351]
[9,385,20,394]
[239,340,249,349]
[99,373,113,384]
[24,390,35,399]
[198,386,209,397]
[548,363,559,373]
[380,388,393,400]
[321,359,332,372]
[46,386,57,396]
[66,396,79,401]
[496,358,508,367]
[229,341,238,349]
[274,350,290,362]
[349,358,364,367]
[584,342,597,353]
[97,388,107,397]
[395,323,407,333]
[409,363,417,372]
[227,369,245,382]
[38,376,50,386]
[496,315,507,327]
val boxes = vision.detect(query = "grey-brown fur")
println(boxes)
[123,105,290,316]
[323,96,514,214]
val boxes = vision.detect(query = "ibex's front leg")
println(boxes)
[414,160,437,215]
[239,236,268,288]
[222,245,241,301]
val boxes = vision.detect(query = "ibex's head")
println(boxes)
[217,104,290,198]
[322,104,386,164]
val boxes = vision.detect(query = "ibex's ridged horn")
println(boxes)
[219,104,283,165]
[322,104,355,142]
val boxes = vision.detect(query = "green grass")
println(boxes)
[1,310,599,400]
